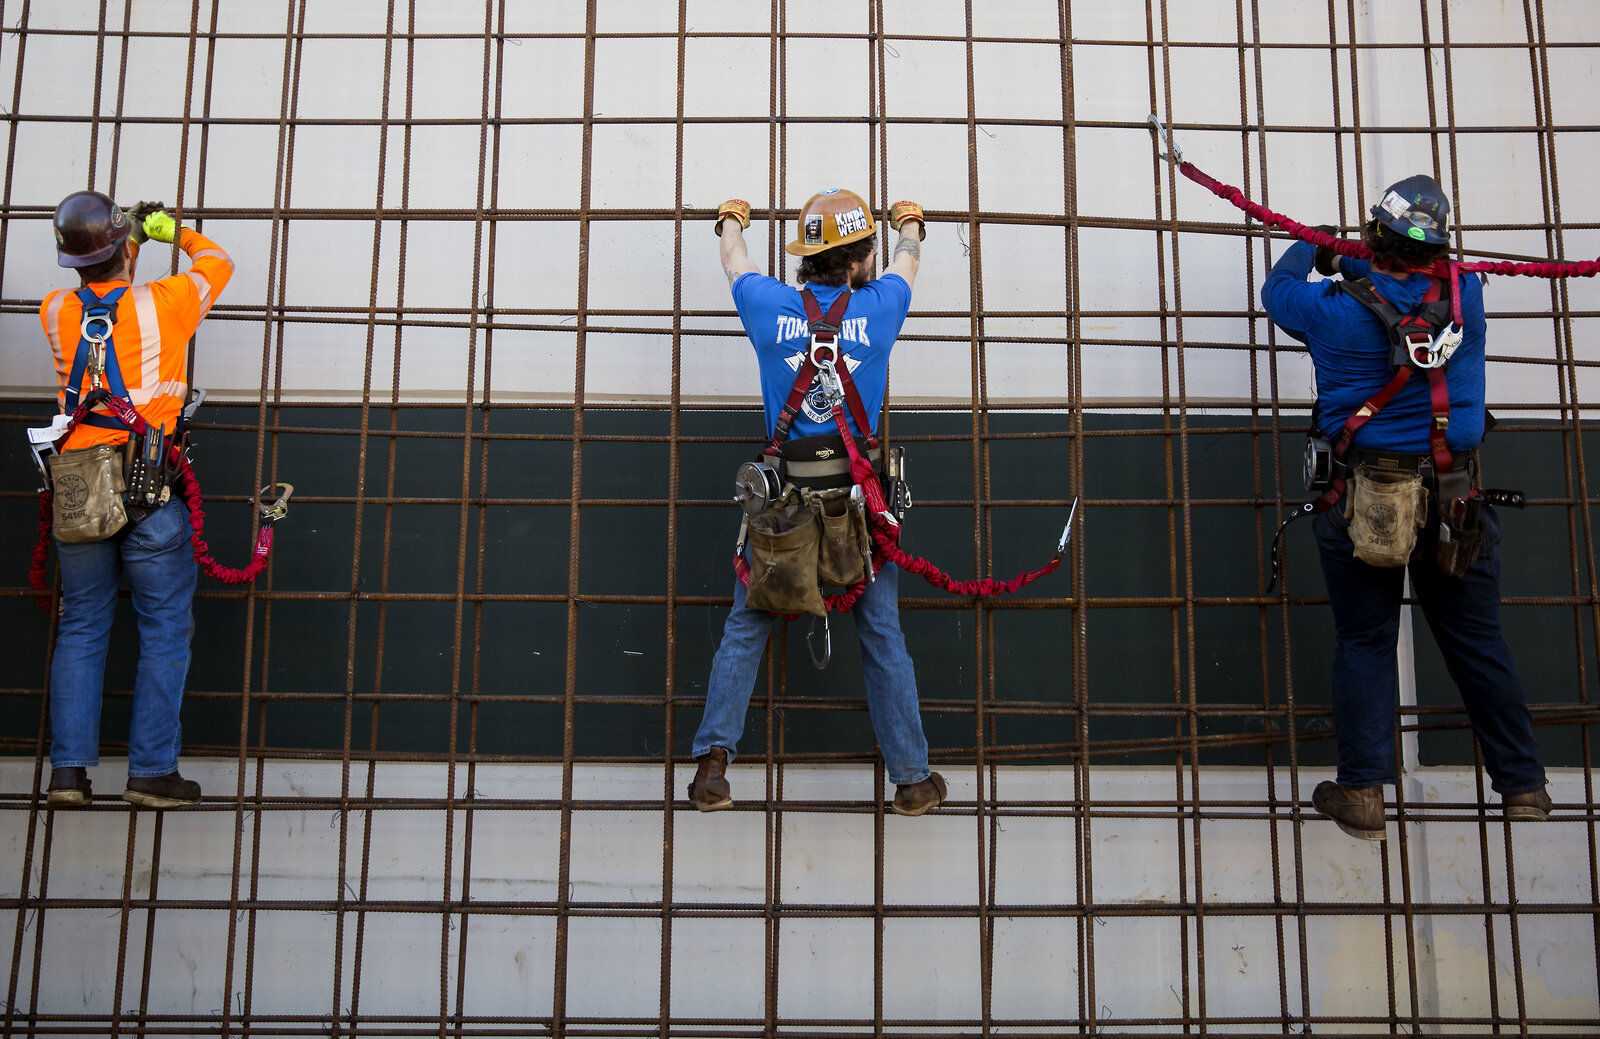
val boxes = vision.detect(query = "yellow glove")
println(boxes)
[123,200,162,243]
[142,209,178,244]
[715,198,751,236]
[889,200,925,240]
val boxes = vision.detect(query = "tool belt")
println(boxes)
[744,483,873,617]
[1336,451,1485,575]
[778,433,882,490]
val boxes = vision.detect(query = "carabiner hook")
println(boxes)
[257,482,294,522]
[1147,113,1184,166]
[807,613,832,670]
[1055,495,1081,556]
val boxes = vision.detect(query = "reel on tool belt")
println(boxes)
[734,460,781,515]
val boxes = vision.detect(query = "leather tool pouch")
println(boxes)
[48,445,129,543]
[745,501,826,617]
[1433,469,1483,578]
[811,487,870,587]
[1344,465,1425,567]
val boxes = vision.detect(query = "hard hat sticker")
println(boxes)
[818,188,839,194]
[1379,191,1410,219]
[832,207,868,237]
[805,216,824,244]
[1407,226,1426,240]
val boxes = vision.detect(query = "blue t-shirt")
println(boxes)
[731,272,912,440]
[1261,240,1487,453]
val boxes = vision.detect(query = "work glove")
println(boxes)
[123,200,165,244]
[141,208,178,244]
[1312,224,1340,277]
[888,200,926,240]
[715,198,751,236]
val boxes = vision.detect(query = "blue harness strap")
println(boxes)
[64,285,132,431]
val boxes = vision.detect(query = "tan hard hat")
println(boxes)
[785,188,876,256]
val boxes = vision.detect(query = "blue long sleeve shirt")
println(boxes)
[1260,240,1487,453]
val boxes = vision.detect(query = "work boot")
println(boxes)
[891,772,947,817]
[1312,780,1385,841]
[686,748,733,812]
[47,767,92,807]
[122,772,202,808]
[1503,785,1553,821]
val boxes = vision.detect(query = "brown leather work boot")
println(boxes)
[686,748,733,811]
[891,772,947,817]
[1503,785,1553,821]
[1312,780,1385,841]
[122,772,202,808]
[47,767,91,807]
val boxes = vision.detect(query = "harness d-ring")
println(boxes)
[80,311,114,344]
[807,613,832,670]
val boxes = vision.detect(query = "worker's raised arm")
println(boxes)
[715,199,761,289]
[884,200,924,290]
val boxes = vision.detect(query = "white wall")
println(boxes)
[3,1,1596,408]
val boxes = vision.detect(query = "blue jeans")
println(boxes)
[692,561,931,786]
[1313,505,1544,794]
[50,496,197,776]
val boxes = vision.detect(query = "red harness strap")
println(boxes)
[1313,276,1454,514]
[765,291,854,455]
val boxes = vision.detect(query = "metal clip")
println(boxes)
[258,482,294,522]
[734,513,750,557]
[1055,496,1081,556]
[810,339,845,407]
[850,484,874,583]
[182,387,207,423]
[807,613,832,670]
[1147,113,1183,166]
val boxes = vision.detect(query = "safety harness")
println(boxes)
[736,287,1075,628]
[1311,268,1461,514]
[29,285,291,608]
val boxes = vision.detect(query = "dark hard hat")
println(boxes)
[1369,174,1450,246]
[53,190,132,268]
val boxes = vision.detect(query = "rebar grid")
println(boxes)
[0,1,1598,1037]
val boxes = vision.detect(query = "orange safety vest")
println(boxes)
[40,228,233,450]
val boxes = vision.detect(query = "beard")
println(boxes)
[848,265,871,289]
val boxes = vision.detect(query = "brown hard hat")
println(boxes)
[53,190,132,268]
[786,188,876,256]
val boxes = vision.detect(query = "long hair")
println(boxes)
[796,234,876,286]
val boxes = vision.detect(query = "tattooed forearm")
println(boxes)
[724,264,743,287]
[894,235,921,261]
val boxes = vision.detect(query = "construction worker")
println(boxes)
[41,191,233,808]
[1261,174,1549,841]
[686,190,946,816]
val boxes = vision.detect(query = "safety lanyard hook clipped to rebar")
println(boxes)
[258,482,294,524]
[1147,113,1184,166]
